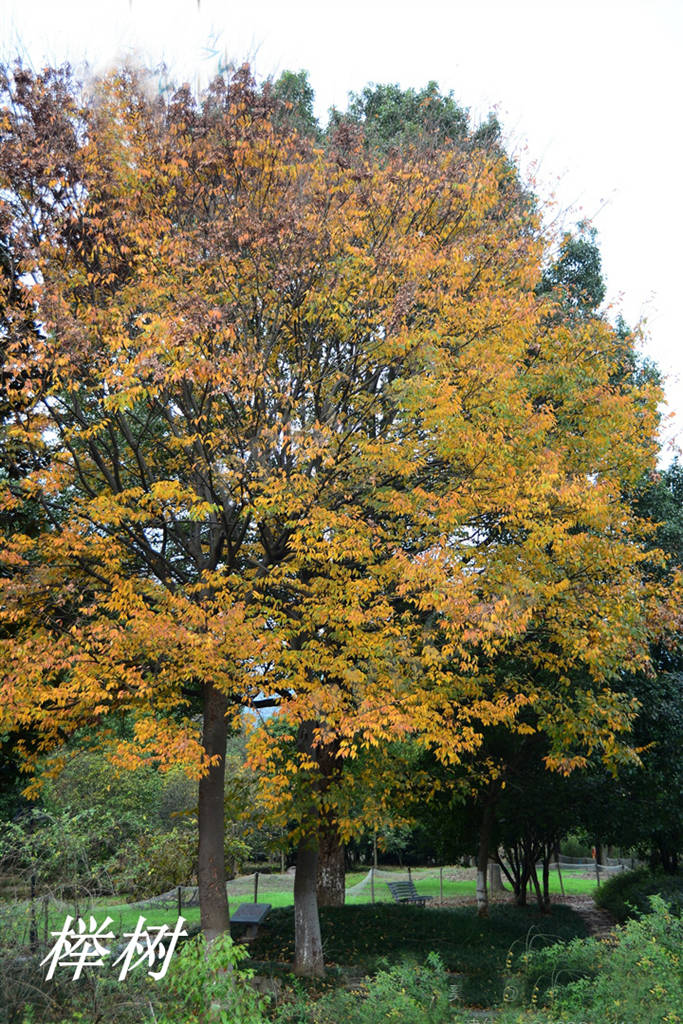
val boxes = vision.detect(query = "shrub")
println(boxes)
[504,930,602,1007]
[112,825,197,898]
[271,954,455,1024]
[512,895,683,1024]
[595,866,683,923]
[559,834,592,859]
[159,932,269,1024]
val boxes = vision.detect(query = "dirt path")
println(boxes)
[553,894,617,937]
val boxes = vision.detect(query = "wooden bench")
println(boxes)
[386,881,432,906]
[230,902,271,940]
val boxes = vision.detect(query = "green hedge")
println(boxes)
[594,867,682,923]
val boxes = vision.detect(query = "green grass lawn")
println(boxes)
[33,868,597,937]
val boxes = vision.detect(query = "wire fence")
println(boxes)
[129,854,643,911]
[130,865,473,909]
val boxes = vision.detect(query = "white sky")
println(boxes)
[2,0,682,458]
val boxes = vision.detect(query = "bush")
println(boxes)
[271,954,455,1024]
[113,825,197,898]
[0,809,136,898]
[559,834,592,859]
[511,896,683,1024]
[503,928,600,1007]
[595,866,683,923]
[159,932,269,1024]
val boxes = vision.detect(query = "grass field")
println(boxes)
[21,867,598,938]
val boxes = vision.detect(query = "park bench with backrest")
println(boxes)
[386,880,433,906]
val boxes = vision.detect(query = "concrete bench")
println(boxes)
[230,902,271,940]
[386,880,432,907]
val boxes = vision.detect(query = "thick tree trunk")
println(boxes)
[294,838,324,977]
[314,737,345,907]
[316,821,345,906]
[661,847,679,874]
[293,720,325,978]
[198,682,230,942]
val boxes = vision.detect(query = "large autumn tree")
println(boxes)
[0,63,671,976]
[246,96,676,941]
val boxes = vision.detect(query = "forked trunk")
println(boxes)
[198,681,230,941]
[294,838,324,977]
[530,862,545,911]
[317,821,345,906]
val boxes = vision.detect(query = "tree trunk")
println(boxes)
[515,868,529,906]
[476,799,496,917]
[661,847,679,874]
[541,850,551,911]
[530,862,545,911]
[198,682,230,942]
[317,821,345,906]
[488,861,506,894]
[294,838,324,977]
[293,720,325,978]
[314,737,345,907]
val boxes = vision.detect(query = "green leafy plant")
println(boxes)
[595,866,683,923]
[512,895,683,1024]
[271,954,454,1024]
[159,933,269,1024]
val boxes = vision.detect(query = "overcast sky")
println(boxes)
[2,0,682,458]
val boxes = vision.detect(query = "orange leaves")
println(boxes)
[0,62,673,822]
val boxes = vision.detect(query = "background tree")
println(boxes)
[537,221,606,317]
[571,463,683,872]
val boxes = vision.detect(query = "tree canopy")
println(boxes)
[0,61,676,974]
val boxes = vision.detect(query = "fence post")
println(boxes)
[30,873,38,952]
[370,866,375,904]
[177,886,182,918]
[440,865,443,905]
[254,870,259,903]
